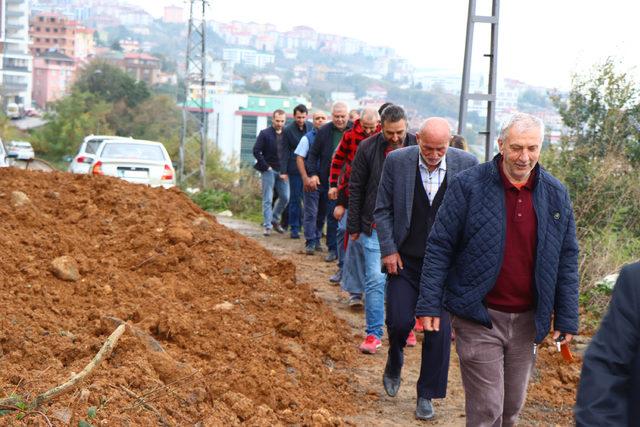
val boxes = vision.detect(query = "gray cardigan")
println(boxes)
[374,145,478,258]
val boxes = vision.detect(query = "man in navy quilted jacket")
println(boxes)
[417,112,579,426]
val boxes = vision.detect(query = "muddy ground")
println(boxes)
[217,215,583,426]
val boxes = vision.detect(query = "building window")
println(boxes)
[36,27,40,31]
[54,28,58,32]
[240,115,258,166]
[46,28,50,32]
[39,17,44,22]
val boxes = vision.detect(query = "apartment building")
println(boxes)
[29,12,95,61]
[0,0,33,108]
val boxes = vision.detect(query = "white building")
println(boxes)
[222,47,275,69]
[0,0,33,108]
[205,93,310,165]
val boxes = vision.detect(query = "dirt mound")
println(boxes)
[0,168,357,425]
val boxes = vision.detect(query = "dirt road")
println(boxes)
[217,215,577,426]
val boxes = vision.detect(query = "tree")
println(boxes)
[552,57,640,163]
[31,91,113,157]
[73,61,151,108]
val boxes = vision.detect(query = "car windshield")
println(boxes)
[101,143,165,161]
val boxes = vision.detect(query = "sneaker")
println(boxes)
[329,269,342,284]
[305,243,315,255]
[348,294,363,308]
[271,221,285,234]
[414,318,424,332]
[406,330,417,347]
[314,242,323,252]
[359,335,382,354]
[324,251,338,262]
[263,227,271,236]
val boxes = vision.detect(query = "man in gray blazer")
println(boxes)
[374,117,478,420]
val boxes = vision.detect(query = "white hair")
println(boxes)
[499,112,545,142]
[360,106,380,122]
[331,101,349,113]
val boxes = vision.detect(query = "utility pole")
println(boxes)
[458,0,500,161]
[179,0,208,187]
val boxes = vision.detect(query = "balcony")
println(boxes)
[3,60,29,72]
[5,10,25,17]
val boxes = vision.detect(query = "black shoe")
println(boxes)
[329,270,342,284]
[382,361,401,397]
[271,221,285,234]
[415,397,435,420]
[324,251,337,262]
[290,231,300,239]
[314,243,323,252]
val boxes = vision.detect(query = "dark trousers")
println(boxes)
[386,254,451,399]
[288,174,303,233]
[326,197,337,252]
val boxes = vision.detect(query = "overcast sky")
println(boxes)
[137,0,640,90]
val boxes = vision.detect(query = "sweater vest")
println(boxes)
[399,165,448,258]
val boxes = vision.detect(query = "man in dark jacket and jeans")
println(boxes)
[418,112,579,426]
[575,261,640,426]
[253,109,290,236]
[306,102,351,260]
[280,104,312,239]
[348,105,417,354]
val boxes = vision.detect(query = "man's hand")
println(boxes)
[382,252,404,275]
[328,187,338,200]
[280,174,288,181]
[418,316,440,332]
[333,205,345,220]
[305,175,320,192]
[350,233,360,241]
[552,331,574,346]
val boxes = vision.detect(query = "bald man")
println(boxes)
[374,118,478,420]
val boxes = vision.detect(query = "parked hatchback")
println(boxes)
[91,139,175,188]
[69,135,132,174]
[7,140,34,160]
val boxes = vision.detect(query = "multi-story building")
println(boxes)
[29,12,95,61]
[222,47,275,69]
[185,93,310,165]
[123,52,160,86]
[32,50,74,108]
[0,0,33,108]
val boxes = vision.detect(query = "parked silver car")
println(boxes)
[6,140,34,160]
[68,135,132,174]
[90,139,176,188]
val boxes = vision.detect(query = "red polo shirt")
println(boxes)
[486,159,538,313]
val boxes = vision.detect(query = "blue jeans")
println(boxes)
[288,174,303,233]
[326,196,337,253]
[360,230,387,339]
[337,209,348,269]
[261,169,290,228]
[303,188,326,246]
[341,233,365,295]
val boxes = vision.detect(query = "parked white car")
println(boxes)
[68,135,132,174]
[6,140,34,160]
[90,139,176,188]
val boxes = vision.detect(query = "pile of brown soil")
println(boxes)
[0,168,357,425]
[524,336,582,423]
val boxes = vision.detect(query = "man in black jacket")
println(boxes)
[253,109,289,236]
[306,102,351,261]
[280,104,312,239]
[575,261,640,425]
[348,104,417,354]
